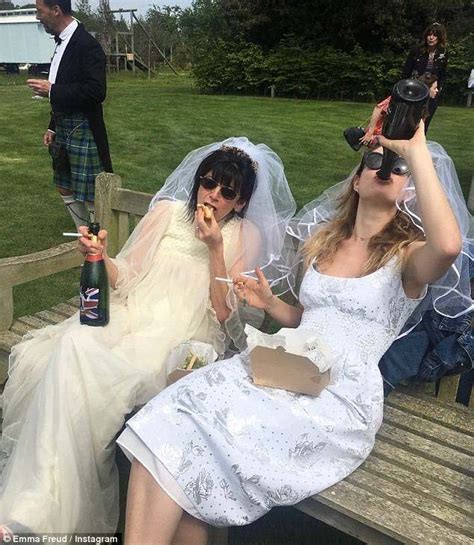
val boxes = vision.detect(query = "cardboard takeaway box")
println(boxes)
[249,345,330,396]
[167,368,193,385]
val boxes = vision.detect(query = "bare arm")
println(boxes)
[378,124,462,297]
[234,268,303,328]
[195,207,235,323]
[360,105,383,145]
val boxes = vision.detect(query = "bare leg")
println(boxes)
[125,460,183,545]
[171,513,208,545]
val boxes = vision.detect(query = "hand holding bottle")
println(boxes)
[78,225,108,257]
[79,221,110,327]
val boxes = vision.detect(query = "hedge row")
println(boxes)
[191,37,472,104]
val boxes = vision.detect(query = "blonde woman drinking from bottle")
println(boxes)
[117,124,471,545]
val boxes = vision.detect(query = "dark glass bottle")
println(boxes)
[79,222,110,326]
[377,78,430,180]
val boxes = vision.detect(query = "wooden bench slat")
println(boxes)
[9,321,31,337]
[378,422,473,474]
[50,302,79,318]
[312,479,474,545]
[386,391,474,436]
[118,211,130,250]
[67,296,80,307]
[372,440,474,498]
[361,452,474,514]
[384,404,473,455]
[346,467,474,535]
[112,187,152,216]
[15,315,52,331]
[35,310,71,325]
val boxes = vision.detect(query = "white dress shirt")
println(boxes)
[48,19,79,85]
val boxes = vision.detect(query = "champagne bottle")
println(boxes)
[79,221,110,326]
[377,78,430,180]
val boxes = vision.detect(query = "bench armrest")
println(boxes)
[0,241,82,330]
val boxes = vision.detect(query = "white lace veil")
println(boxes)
[287,141,473,333]
[150,136,297,293]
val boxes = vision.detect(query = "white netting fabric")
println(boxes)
[287,141,473,333]
[150,136,297,293]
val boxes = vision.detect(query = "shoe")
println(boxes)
[343,126,365,151]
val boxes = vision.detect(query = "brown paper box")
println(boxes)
[167,368,194,386]
[250,345,330,396]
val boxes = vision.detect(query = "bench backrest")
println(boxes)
[95,173,472,406]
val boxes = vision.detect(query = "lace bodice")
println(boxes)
[299,258,423,364]
[157,202,242,266]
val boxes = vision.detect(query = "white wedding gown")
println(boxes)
[0,201,245,533]
[118,258,424,526]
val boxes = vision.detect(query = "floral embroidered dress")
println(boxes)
[118,257,423,526]
[0,201,244,533]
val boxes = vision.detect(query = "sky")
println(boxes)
[88,0,193,16]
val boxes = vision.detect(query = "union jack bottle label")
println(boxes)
[80,286,101,320]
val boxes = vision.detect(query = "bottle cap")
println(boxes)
[88,222,101,236]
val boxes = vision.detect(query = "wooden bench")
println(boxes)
[0,173,472,544]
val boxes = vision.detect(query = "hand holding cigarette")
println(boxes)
[232,268,274,310]
[77,225,108,257]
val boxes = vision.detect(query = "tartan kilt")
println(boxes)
[53,114,103,202]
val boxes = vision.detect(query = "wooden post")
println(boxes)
[95,172,122,257]
[0,287,14,330]
[270,85,275,99]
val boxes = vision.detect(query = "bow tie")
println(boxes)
[54,35,62,45]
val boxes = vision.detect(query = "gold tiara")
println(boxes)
[220,145,259,173]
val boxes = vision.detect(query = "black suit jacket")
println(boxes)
[401,45,448,94]
[48,23,112,172]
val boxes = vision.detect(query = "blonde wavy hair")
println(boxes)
[302,163,425,275]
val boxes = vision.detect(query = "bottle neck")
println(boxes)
[85,253,104,262]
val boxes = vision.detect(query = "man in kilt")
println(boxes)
[27,0,112,229]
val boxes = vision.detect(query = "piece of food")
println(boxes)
[182,352,207,370]
[198,203,213,219]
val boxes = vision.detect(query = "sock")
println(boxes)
[61,194,88,230]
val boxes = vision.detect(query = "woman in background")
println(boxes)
[402,22,448,132]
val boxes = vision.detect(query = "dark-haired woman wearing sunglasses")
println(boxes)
[117,124,471,545]
[0,138,295,537]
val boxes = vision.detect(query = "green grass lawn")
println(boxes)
[1,71,473,319]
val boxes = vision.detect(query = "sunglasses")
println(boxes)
[199,176,239,201]
[363,152,410,176]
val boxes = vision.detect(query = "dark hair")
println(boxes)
[421,22,447,49]
[186,148,257,220]
[44,0,72,15]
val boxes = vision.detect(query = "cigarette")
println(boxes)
[215,273,255,284]
[215,277,233,284]
[63,232,83,237]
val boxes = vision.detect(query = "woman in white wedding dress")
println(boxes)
[0,138,296,537]
[117,125,472,545]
